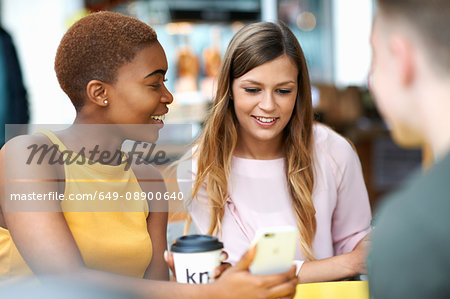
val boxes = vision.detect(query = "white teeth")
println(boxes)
[255,116,276,123]
[151,115,165,121]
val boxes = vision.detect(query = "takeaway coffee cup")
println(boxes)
[170,234,223,284]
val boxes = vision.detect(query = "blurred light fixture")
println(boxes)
[166,22,194,35]
[296,11,316,31]
[231,21,245,33]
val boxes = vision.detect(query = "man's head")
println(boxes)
[370,0,450,148]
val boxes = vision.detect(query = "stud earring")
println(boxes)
[103,99,108,105]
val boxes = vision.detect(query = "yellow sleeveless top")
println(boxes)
[0,130,152,279]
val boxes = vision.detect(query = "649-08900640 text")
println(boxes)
[9,191,184,201]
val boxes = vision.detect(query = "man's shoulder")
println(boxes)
[372,153,450,248]
[388,153,450,212]
[370,155,450,299]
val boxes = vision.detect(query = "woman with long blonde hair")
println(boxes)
[178,22,371,283]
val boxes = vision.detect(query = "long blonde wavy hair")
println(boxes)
[191,22,316,260]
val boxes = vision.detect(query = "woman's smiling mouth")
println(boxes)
[252,115,279,127]
[150,114,166,125]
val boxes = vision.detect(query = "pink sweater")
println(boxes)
[177,124,371,268]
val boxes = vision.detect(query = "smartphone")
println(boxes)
[249,226,298,275]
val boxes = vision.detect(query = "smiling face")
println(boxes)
[231,54,298,151]
[107,42,173,125]
[103,42,173,142]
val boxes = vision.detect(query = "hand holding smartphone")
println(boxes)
[249,226,298,275]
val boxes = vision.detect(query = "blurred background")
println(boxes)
[0,0,427,222]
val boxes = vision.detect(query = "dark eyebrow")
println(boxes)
[241,79,296,85]
[144,69,166,78]
[241,79,262,85]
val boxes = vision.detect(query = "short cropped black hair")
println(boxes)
[55,11,157,110]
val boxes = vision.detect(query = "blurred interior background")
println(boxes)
[0,0,427,234]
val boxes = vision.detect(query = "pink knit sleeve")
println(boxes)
[330,136,372,255]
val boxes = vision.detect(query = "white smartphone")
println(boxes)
[249,226,299,275]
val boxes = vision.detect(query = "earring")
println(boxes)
[103,99,108,105]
